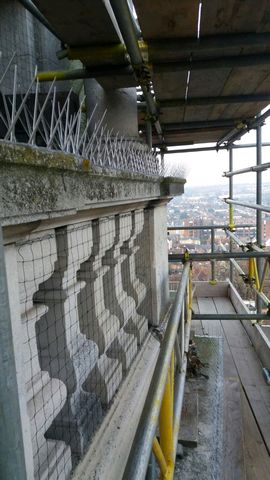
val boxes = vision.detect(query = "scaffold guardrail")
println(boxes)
[123,262,192,480]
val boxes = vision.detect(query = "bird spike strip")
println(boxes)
[0,57,161,177]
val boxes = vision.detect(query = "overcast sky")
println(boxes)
[165,117,270,187]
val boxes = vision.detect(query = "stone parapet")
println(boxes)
[0,142,162,226]
[1,141,185,480]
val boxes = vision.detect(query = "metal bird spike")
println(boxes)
[0,57,160,177]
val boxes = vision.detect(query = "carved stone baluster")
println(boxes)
[120,210,148,345]
[34,224,102,465]
[78,217,123,405]
[102,214,138,371]
[132,210,149,306]
[17,232,72,480]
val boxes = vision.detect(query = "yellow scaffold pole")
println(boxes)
[159,355,174,479]
[152,437,167,477]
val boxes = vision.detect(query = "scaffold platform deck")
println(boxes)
[192,282,270,480]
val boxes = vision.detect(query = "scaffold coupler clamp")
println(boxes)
[241,273,254,285]
[246,242,254,252]
[183,248,190,263]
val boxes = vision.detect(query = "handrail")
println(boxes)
[168,227,270,313]
[123,262,191,480]
[167,224,253,231]
[168,223,255,284]
[169,251,270,261]
[224,162,270,177]
[223,229,270,307]
[224,198,270,214]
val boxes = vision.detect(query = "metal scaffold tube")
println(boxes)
[162,142,270,154]
[168,224,253,231]
[192,314,270,320]
[224,198,270,214]
[224,162,270,177]
[225,228,264,253]
[19,0,60,39]
[169,251,270,261]
[110,0,164,141]
[228,148,234,281]
[225,228,246,248]
[172,311,192,455]
[218,107,270,146]
[257,125,263,312]
[210,229,216,283]
[123,263,190,480]
[220,243,246,277]
[146,120,153,149]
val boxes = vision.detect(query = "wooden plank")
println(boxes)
[229,282,270,370]
[221,320,252,349]
[197,297,223,336]
[34,0,121,46]
[222,380,245,480]
[178,391,198,448]
[192,297,199,314]
[223,338,239,380]
[229,345,265,387]
[134,0,198,39]
[197,297,217,314]
[241,390,270,480]
[183,104,213,122]
[188,68,233,97]
[229,282,250,315]
[244,385,270,455]
[258,5,270,32]
[194,281,229,297]
[200,0,268,36]
[153,71,187,100]
[157,129,229,146]
[221,310,270,455]
[160,107,186,124]
[192,297,204,336]
[192,320,203,336]
[214,296,236,314]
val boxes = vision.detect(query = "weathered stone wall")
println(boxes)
[1,143,176,480]
[0,0,68,95]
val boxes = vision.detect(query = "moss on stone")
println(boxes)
[0,141,79,171]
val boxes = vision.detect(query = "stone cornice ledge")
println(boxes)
[0,142,166,226]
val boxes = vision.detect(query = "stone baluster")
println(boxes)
[34,224,102,465]
[120,209,148,345]
[79,217,123,405]
[17,232,72,480]
[102,214,138,371]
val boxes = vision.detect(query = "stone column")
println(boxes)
[84,79,138,137]
[148,204,170,326]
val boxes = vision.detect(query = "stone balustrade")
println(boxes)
[14,210,150,478]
